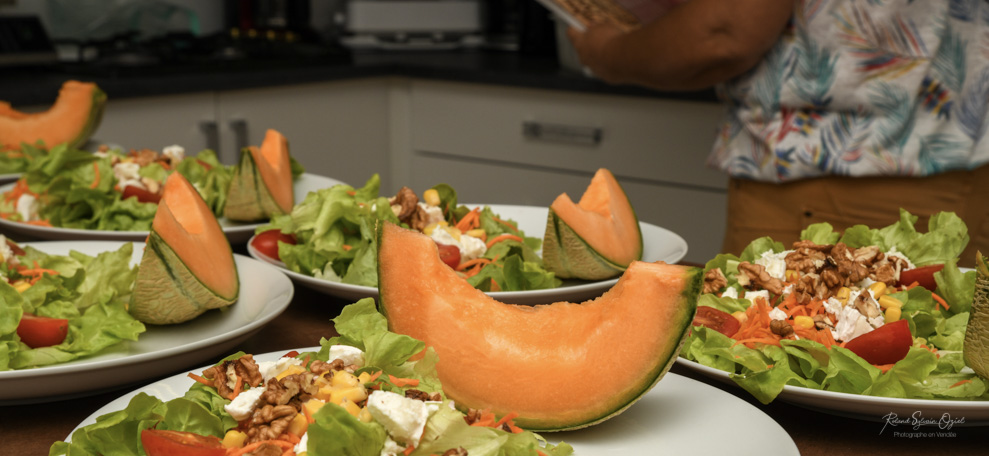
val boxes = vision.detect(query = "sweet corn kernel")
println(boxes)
[868,282,888,298]
[222,430,248,449]
[879,295,903,309]
[732,311,748,324]
[885,306,902,323]
[423,188,441,206]
[836,287,851,304]
[12,281,31,293]
[465,228,486,239]
[793,315,815,330]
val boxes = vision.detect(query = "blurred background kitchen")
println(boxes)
[0,0,725,263]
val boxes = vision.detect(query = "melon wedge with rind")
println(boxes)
[0,80,106,150]
[130,173,239,325]
[965,251,989,379]
[377,222,700,432]
[224,128,294,222]
[542,168,643,280]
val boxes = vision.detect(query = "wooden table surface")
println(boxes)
[2,282,985,456]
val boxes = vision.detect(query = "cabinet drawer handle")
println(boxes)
[522,121,602,146]
[198,120,219,156]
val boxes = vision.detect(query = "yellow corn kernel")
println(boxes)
[868,282,888,298]
[423,188,441,206]
[287,412,308,437]
[885,306,902,323]
[784,270,799,282]
[12,281,31,293]
[423,221,448,236]
[731,311,748,324]
[793,315,815,330]
[222,430,248,449]
[879,295,903,309]
[836,287,851,304]
[465,228,486,239]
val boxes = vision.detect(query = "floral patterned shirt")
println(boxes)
[708,0,989,182]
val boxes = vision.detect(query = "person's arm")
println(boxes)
[567,0,794,91]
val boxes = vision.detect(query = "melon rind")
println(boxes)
[0,81,106,150]
[541,208,629,280]
[377,222,701,432]
[224,148,285,222]
[964,252,989,379]
[129,230,238,325]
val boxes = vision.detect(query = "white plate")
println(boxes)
[676,358,989,425]
[68,348,798,455]
[0,240,294,405]
[0,173,347,244]
[0,173,18,184]
[247,204,689,305]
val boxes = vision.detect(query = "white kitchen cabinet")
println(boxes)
[88,78,394,193]
[405,80,727,264]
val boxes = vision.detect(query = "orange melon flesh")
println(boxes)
[0,80,106,150]
[549,168,641,267]
[154,173,238,299]
[378,222,700,431]
[251,129,294,213]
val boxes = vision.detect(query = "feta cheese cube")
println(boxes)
[256,357,304,382]
[366,390,430,446]
[328,345,365,368]
[224,387,264,421]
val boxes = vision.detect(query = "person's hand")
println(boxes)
[566,23,626,83]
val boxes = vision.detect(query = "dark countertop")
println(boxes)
[0,49,718,107]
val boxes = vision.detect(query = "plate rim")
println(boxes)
[245,203,689,302]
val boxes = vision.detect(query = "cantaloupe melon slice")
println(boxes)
[224,129,294,222]
[0,80,106,150]
[130,173,239,325]
[542,168,643,280]
[377,222,700,431]
[965,251,989,378]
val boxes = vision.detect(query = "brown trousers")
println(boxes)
[721,165,989,268]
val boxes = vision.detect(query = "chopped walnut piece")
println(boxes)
[246,404,297,443]
[852,294,881,319]
[703,268,728,294]
[130,148,159,167]
[389,186,419,221]
[242,443,285,456]
[812,314,834,330]
[769,319,795,337]
[199,355,262,398]
[737,262,784,295]
[442,448,469,456]
[405,389,442,402]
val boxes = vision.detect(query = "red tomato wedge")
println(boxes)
[141,429,225,456]
[16,314,69,348]
[251,230,297,261]
[435,242,461,269]
[896,264,945,291]
[843,319,912,365]
[121,185,162,204]
[692,306,741,337]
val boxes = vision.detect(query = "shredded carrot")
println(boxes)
[187,372,213,387]
[873,363,895,374]
[342,244,353,251]
[228,374,243,400]
[89,161,100,189]
[489,279,501,292]
[403,444,416,456]
[904,281,920,290]
[537,451,549,456]
[347,190,356,196]
[494,411,520,428]
[18,268,60,277]
[950,379,973,388]
[485,233,524,249]
[455,207,481,232]
[388,374,420,388]
[367,370,382,383]
[734,337,783,348]
[280,449,294,456]
[4,179,31,203]
[229,440,295,456]
[281,432,302,444]
[25,220,52,227]
[492,216,519,233]
[456,258,492,271]
[932,292,949,310]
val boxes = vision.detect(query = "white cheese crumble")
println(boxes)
[113,162,145,191]
[162,144,185,163]
[429,229,487,262]
[417,203,444,226]
[744,290,771,304]
[886,246,916,270]
[15,193,38,222]
[367,390,432,446]
[224,387,264,421]
[754,249,792,281]
[768,307,788,321]
[826,289,885,341]
[255,356,304,382]
[721,287,739,299]
[0,234,11,263]
[294,432,308,454]
[328,345,365,368]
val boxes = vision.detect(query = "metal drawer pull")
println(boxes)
[198,120,219,155]
[522,121,602,145]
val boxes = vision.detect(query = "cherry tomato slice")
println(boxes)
[121,185,162,204]
[896,264,945,292]
[691,306,741,338]
[435,242,461,269]
[843,319,912,365]
[16,314,69,348]
[141,429,225,456]
[251,230,298,261]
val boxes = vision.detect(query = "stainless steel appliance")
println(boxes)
[341,0,484,50]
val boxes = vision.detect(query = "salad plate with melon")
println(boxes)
[246,168,687,304]
[0,172,293,404]
[676,209,989,422]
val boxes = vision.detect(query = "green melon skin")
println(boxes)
[533,267,701,432]
[964,252,989,379]
[224,149,285,222]
[129,230,239,325]
[541,208,639,281]
[72,87,107,150]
